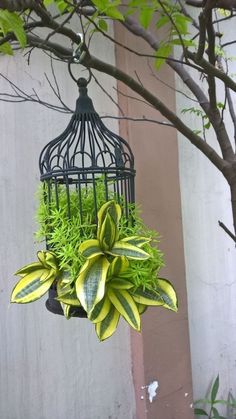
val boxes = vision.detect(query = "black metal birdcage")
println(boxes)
[39,75,135,317]
[39,77,135,221]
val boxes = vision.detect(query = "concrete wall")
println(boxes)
[0,32,136,419]
[175,20,236,405]
[115,24,194,419]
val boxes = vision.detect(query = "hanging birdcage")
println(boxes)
[39,77,135,221]
[39,72,135,317]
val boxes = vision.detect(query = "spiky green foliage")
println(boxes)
[12,183,177,341]
[35,181,164,286]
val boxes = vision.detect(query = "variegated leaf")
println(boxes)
[57,276,72,296]
[109,277,134,290]
[15,262,43,277]
[99,212,117,250]
[37,250,47,266]
[137,303,148,314]
[62,303,71,319]
[89,295,111,323]
[108,288,140,331]
[109,256,129,277]
[56,291,81,306]
[107,241,150,260]
[45,251,58,270]
[132,287,164,306]
[11,270,54,303]
[95,305,120,341]
[156,278,178,312]
[121,236,151,247]
[79,239,103,259]
[76,256,110,314]
[97,200,121,239]
[40,268,56,282]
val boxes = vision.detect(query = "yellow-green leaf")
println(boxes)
[57,276,71,296]
[109,256,129,277]
[108,288,140,331]
[0,10,26,47]
[62,303,71,319]
[37,250,47,266]
[89,295,111,323]
[109,277,134,290]
[121,236,151,247]
[99,212,117,250]
[108,241,150,260]
[76,256,110,314]
[156,278,178,312]
[106,6,124,21]
[95,305,120,341]
[137,303,148,314]
[132,287,164,306]
[139,7,153,29]
[97,200,121,239]
[45,251,58,270]
[40,268,56,282]
[11,270,54,303]
[0,41,13,55]
[56,291,81,306]
[15,262,43,276]
[79,239,103,259]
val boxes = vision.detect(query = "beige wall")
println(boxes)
[176,16,236,403]
[0,18,195,419]
[115,24,194,419]
[0,32,136,419]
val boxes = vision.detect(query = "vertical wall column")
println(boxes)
[115,24,194,419]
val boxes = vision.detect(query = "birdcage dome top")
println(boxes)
[39,80,134,182]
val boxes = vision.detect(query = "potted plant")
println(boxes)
[11,182,177,341]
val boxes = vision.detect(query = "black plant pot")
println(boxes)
[45,286,87,318]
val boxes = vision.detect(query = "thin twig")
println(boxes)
[147,61,199,104]
[91,72,124,116]
[101,115,174,127]
[218,220,236,242]
[113,86,156,110]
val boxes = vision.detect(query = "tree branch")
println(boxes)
[26,34,72,59]
[218,220,236,242]
[226,88,236,149]
[121,15,234,160]
[81,51,229,176]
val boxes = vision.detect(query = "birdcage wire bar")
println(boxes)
[39,78,135,224]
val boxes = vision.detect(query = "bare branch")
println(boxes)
[226,88,236,148]
[81,51,229,177]
[0,72,72,113]
[101,115,174,127]
[186,0,236,9]
[91,71,124,116]
[218,220,236,242]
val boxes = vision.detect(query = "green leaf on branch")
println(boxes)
[155,43,172,69]
[0,10,26,48]
[98,19,108,32]
[91,0,124,21]
[139,7,154,29]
